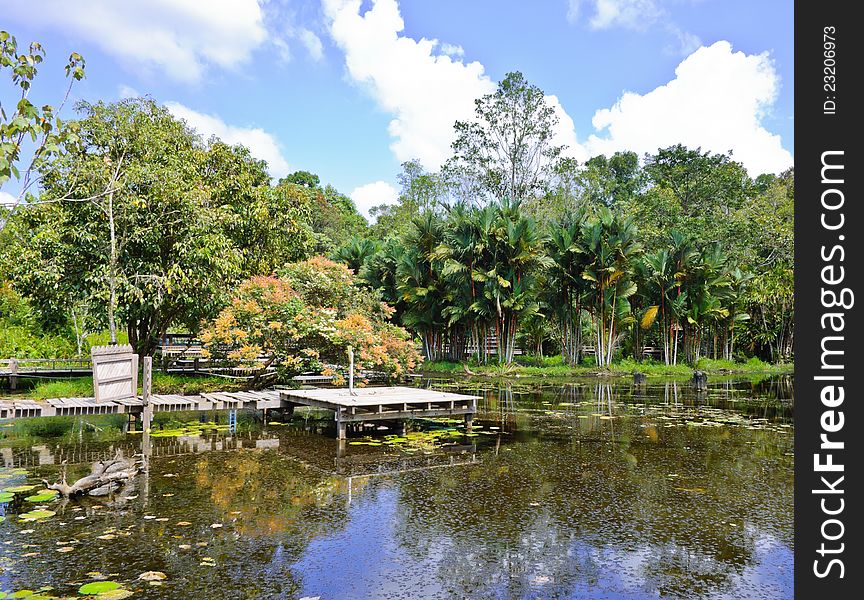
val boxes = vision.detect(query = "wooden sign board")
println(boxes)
[91,344,138,403]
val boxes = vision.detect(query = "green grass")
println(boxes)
[422,354,792,379]
[18,372,239,400]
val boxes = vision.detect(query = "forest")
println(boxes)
[1,38,793,378]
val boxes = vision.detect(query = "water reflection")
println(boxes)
[0,376,792,599]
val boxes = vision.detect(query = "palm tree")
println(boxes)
[546,214,590,365]
[396,213,448,361]
[331,235,380,274]
[578,207,642,367]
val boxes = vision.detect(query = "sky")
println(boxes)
[1,0,794,218]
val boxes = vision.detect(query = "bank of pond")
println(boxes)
[0,376,792,599]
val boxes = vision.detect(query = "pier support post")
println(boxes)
[142,356,153,433]
[9,358,18,391]
[633,371,646,386]
[691,370,708,390]
[465,413,474,433]
[336,419,347,440]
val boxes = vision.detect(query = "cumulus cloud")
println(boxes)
[0,191,17,207]
[585,41,792,176]
[165,102,291,178]
[568,0,662,30]
[323,0,587,170]
[666,25,702,57]
[439,43,465,58]
[298,28,325,61]
[323,0,496,170]
[350,180,399,219]
[4,0,267,83]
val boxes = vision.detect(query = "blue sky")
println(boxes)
[2,0,793,217]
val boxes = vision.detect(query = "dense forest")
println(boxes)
[1,39,793,376]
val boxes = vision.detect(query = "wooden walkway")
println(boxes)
[0,386,479,442]
[0,390,282,420]
[280,386,479,439]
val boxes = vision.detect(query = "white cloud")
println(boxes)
[118,85,141,99]
[350,180,399,219]
[568,0,661,30]
[585,41,793,176]
[5,0,267,83]
[298,28,324,61]
[323,0,496,170]
[0,191,17,207]
[165,102,291,178]
[666,25,702,57]
[323,0,586,170]
[439,43,465,58]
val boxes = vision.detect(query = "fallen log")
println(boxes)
[43,451,140,498]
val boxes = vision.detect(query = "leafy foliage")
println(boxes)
[201,257,421,382]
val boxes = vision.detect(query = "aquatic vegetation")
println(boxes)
[78,581,123,596]
[3,485,37,494]
[18,509,56,521]
[149,420,229,437]
[24,490,59,503]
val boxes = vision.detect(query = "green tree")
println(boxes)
[6,98,312,357]
[578,208,642,367]
[1,30,85,229]
[447,71,564,202]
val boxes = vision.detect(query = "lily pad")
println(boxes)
[25,491,59,503]
[79,581,122,595]
[138,571,167,582]
[19,509,56,521]
[0,492,15,502]
[3,485,37,494]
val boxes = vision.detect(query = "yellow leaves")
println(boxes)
[641,305,659,330]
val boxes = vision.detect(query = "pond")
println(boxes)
[0,376,793,599]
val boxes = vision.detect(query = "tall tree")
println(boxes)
[447,71,564,202]
[6,98,312,356]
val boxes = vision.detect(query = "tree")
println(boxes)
[447,72,564,202]
[278,170,320,188]
[331,235,380,274]
[6,98,312,357]
[1,30,85,230]
[578,208,642,367]
[201,258,421,383]
[305,183,368,253]
[545,214,591,364]
[369,160,445,241]
[203,142,314,277]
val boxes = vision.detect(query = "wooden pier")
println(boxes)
[280,386,479,439]
[2,346,477,441]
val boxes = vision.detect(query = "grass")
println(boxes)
[422,354,792,379]
[16,372,240,400]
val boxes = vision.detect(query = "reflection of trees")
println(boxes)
[388,414,792,598]
[193,448,348,538]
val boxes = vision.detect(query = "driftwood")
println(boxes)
[43,451,140,497]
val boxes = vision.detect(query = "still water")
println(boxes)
[0,377,793,599]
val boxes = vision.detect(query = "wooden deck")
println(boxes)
[0,390,283,420]
[280,386,479,439]
[1,386,478,441]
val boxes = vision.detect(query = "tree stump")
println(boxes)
[692,370,708,390]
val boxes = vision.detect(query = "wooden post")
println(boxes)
[142,356,153,433]
[347,346,355,395]
[692,370,708,390]
[9,358,17,391]
[464,413,474,433]
[633,371,646,386]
